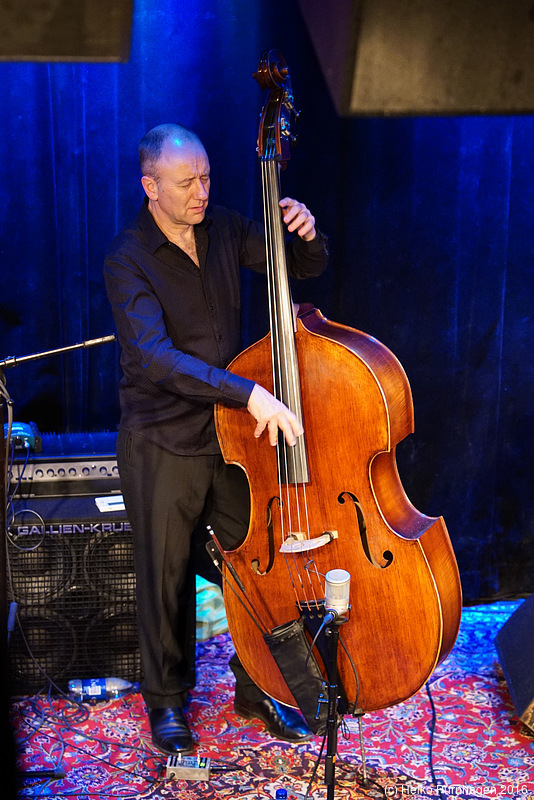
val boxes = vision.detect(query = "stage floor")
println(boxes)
[11,601,534,800]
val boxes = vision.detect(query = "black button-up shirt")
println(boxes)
[104,200,328,456]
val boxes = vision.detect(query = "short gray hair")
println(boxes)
[139,124,203,177]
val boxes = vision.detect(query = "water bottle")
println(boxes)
[68,677,135,702]
[275,790,288,800]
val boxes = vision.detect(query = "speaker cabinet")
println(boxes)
[6,495,140,695]
[495,594,534,732]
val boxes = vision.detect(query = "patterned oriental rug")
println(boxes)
[10,601,534,800]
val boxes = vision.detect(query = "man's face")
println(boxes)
[147,139,211,228]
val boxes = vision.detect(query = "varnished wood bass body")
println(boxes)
[215,303,462,713]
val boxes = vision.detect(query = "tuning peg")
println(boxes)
[284,92,300,118]
[281,129,299,146]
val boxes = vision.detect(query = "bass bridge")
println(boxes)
[279,530,338,553]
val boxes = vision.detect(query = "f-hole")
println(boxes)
[251,496,280,575]
[338,491,393,569]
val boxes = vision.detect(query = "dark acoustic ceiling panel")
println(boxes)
[0,0,132,62]
[297,0,534,115]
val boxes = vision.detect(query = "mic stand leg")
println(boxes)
[323,617,370,797]
[324,618,343,800]
[356,712,370,788]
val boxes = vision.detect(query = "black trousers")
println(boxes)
[117,428,262,708]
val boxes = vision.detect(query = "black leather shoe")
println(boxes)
[234,695,313,743]
[148,707,194,755]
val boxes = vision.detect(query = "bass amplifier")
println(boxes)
[8,430,121,498]
[6,432,141,695]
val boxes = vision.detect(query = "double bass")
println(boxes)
[214,51,462,719]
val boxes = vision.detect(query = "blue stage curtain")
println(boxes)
[1,0,534,602]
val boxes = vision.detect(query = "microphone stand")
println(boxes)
[1,332,116,640]
[0,335,116,371]
[0,387,17,800]
[321,612,369,799]
[323,616,345,800]
[1,334,115,789]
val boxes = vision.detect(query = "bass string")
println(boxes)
[261,157,322,608]
[261,157,292,552]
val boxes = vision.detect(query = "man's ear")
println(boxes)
[141,175,158,200]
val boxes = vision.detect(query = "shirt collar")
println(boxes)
[139,197,213,254]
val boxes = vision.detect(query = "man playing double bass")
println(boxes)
[104,123,328,755]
